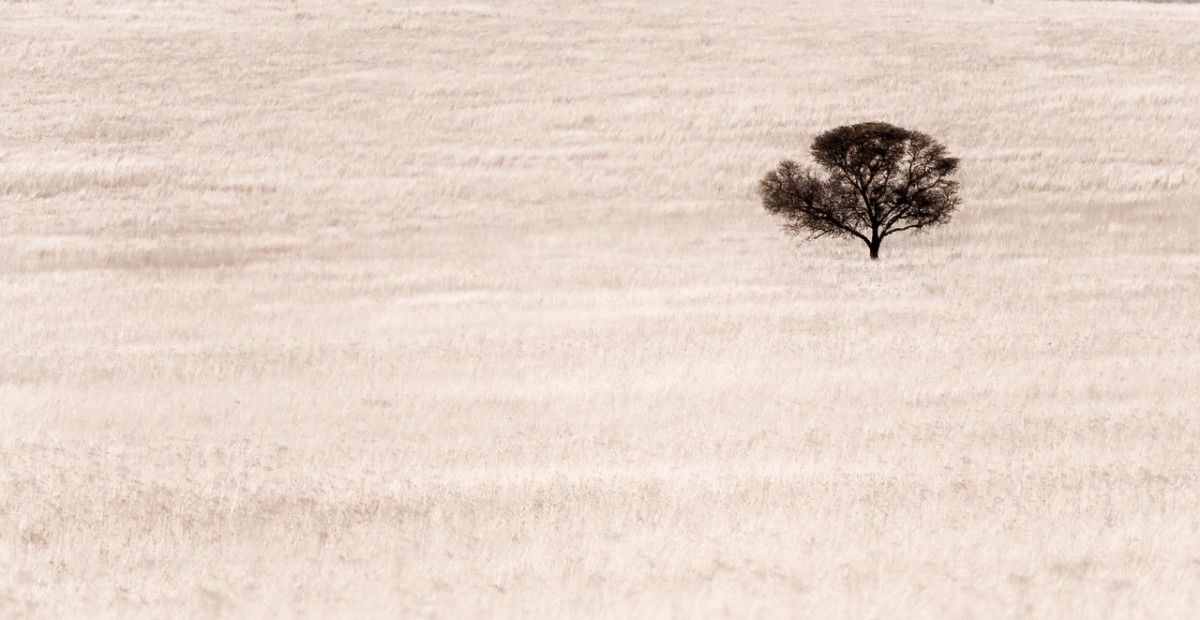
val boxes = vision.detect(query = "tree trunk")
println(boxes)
[868,240,880,260]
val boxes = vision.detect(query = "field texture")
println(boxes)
[3,0,1200,616]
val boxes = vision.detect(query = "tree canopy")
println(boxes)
[759,122,961,259]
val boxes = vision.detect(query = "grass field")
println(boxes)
[2,0,1200,616]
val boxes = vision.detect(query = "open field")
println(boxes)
[2,0,1200,616]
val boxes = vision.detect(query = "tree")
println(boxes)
[758,122,961,260]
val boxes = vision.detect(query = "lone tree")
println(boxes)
[758,122,961,260]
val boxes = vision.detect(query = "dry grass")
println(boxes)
[2,0,1200,616]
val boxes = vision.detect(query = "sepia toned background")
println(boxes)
[2,0,1199,615]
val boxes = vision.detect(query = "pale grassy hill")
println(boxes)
[2,0,1199,616]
